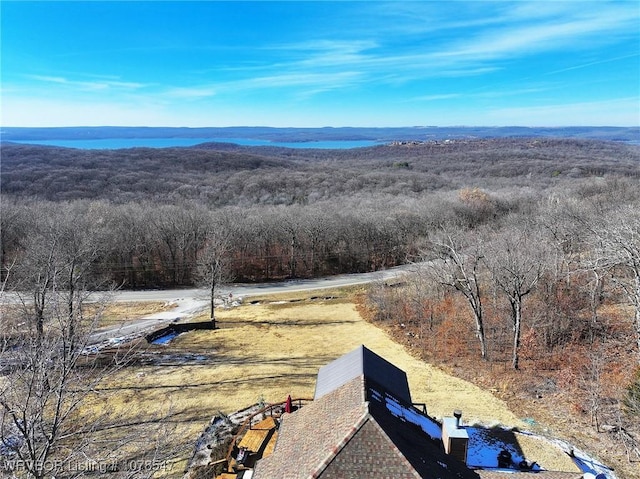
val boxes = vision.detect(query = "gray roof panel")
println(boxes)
[313,345,411,403]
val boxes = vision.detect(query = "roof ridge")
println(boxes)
[309,405,370,479]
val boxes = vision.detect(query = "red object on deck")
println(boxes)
[285,395,293,413]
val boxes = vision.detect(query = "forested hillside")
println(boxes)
[2,138,638,204]
[2,137,640,475]
[0,139,636,285]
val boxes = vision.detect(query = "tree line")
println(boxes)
[2,139,638,204]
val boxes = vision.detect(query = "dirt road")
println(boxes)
[87,266,411,346]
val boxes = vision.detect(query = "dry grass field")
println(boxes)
[88,289,577,476]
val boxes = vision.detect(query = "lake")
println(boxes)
[10,137,381,150]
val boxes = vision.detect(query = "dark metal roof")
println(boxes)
[313,345,412,403]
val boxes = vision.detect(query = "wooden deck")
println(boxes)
[238,416,277,453]
[262,430,278,457]
[216,400,312,479]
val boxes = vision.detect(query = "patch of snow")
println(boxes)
[550,439,617,479]
[370,388,442,440]
[185,403,267,474]
[0,434,22,457]
[466,427,529,469]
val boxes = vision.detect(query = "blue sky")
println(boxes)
[1,1,639,127]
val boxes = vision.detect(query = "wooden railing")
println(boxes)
[223,398,313,470]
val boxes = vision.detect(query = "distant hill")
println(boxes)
[2,137,638,204]
[2,125,639,143]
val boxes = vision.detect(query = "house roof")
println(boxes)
[253,375,369,479]
[254,345,480,479]
[314,345,412,403]
[366,390,480,479]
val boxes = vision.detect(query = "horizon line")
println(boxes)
[2,125,639,129]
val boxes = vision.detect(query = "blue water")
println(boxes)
[151,331,180,345]
[10,137,381,150]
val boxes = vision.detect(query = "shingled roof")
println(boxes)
[252,346,480,479]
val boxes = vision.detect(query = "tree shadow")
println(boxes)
[94,372,317,392]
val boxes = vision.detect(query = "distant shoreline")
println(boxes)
[2,126,638,145]
[5,137,382,150]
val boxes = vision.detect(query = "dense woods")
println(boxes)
[2,137,640,474]
[2,139,639,286]
[3,139,639,204]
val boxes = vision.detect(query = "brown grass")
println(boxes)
[89,292,576,476]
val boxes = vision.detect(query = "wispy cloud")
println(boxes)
[27,74,146,91]
[412,86,551,103]
[27,2,640,103]
[224,2,637,97]
[4,1,637,127]
[164,86,218,100]
[163,70,364,101]
[414,93,461,102]
[237,71,363,90]
[339,1,639,78]
[433,9,637,62]
[29,75,69,84]
[475,86,554,99]
[544,52,640,75]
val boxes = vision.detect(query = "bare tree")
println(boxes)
[152,203,210,286]
[101,202,156,288]
[0,198,28,285]
[196,215,235,329]
[299,207,335,277]
[0,202,185,478]
[0,204,125,479]
[485,225,548,369]
[1,267,121,478]
[2,292,113,478]
[425,228,488,360]
[277,207,302,278]
[591,206,640,362]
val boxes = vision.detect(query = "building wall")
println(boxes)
[319,419,420,479]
